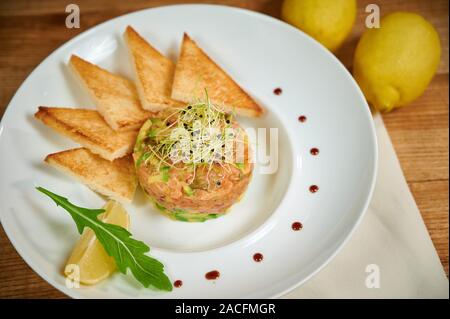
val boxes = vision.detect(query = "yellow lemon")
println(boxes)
[354,12,441,112]
[281,0,356,51]
[64,200,130,285]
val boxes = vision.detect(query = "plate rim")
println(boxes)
[0,3,378,299]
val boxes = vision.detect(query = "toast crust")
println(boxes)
[69,55,151,131]
[124,26,184,112]
[35,107,138,161]
[45,148,137,203]
[171,34,263,117]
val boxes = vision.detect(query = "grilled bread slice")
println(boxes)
[171,34,263,117]
[35,107,138,161]
[124,26,184,112]
[45,148,137,203]
[69,55,151,131]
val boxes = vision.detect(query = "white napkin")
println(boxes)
[284,115,449,299]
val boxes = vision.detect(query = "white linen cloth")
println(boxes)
[284,115,449,299]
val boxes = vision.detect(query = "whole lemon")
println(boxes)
[354,12,441,112]
[281,0,356,52]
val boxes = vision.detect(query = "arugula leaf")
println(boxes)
[36,187,172,292]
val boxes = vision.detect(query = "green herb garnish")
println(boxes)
[154,201,166,211]
[36,187,172,291]
[138,91,241,171]
[133,90,250,196]
[173,214,189,222]
[160,166,170,182]
[147,129,157,138]
[183,185,194,196]
[136,152,151,167]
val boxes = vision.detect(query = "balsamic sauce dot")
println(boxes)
[298,115,307,123]
[253,253,264,262]
[292,222,303,231]
[205,270,220,280]
[273,87,283,95]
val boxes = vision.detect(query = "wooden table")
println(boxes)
[0,0,448,298]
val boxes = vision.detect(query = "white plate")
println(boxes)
[0,5,377,298]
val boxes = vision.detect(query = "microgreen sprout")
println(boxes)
[139,91,242,171]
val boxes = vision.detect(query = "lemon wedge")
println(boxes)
[64,200,130,285]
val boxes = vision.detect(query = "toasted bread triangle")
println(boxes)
[69,55,151,131]
[45,148,137,203]
[171,34,263,117]
[124,26,184,112]
[35,107,137,161]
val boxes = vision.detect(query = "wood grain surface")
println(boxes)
[0,0,448,298]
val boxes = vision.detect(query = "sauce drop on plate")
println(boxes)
[292,222,303,231]
[253,253,264,262]
[309,185,319,193]
[273,87,283,95]
[174,280,183,288]
[310,148,320,156]
[205,270,220,280]
[298,115,307,123]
